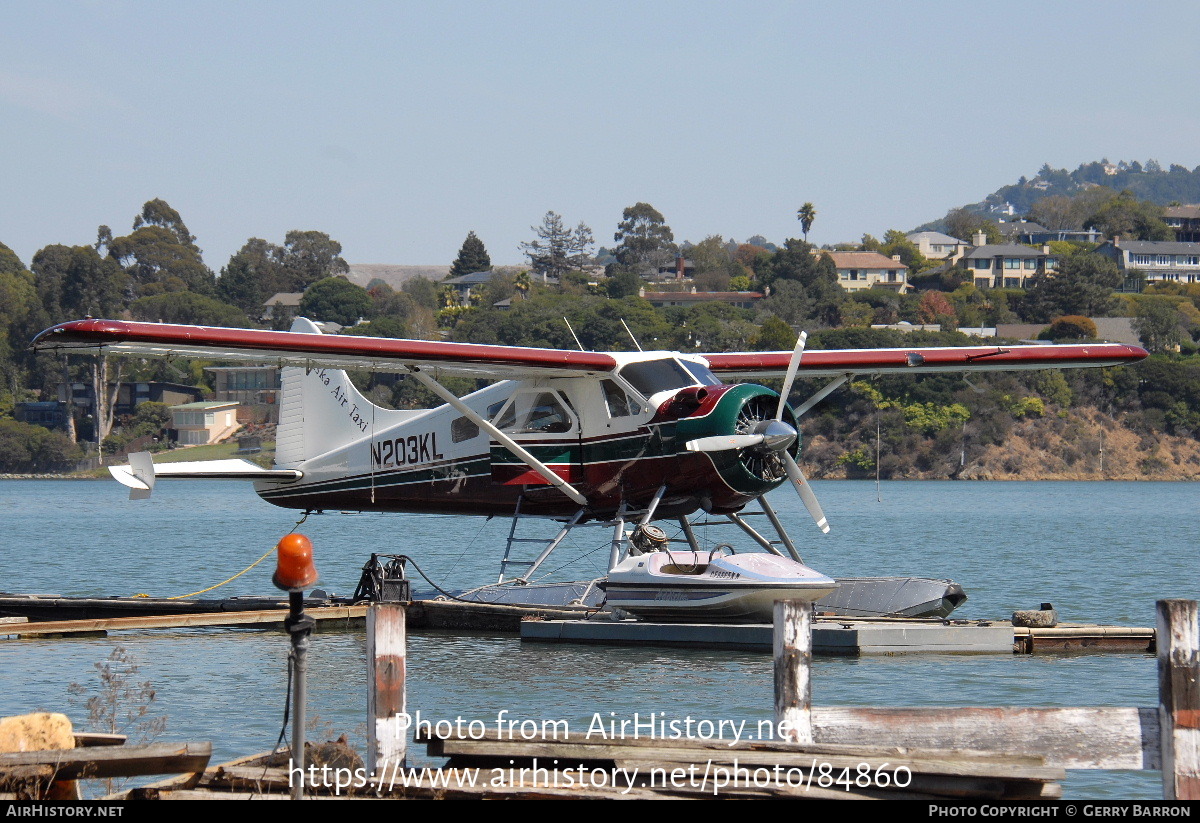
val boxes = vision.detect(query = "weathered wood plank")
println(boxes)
[1158,599,1200,800]
[0,741,211,780]
[811,706,1159,770]
[7,607,367,638]
[427,738,1062,782]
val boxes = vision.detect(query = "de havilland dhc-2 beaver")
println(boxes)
[32,317,1147,622]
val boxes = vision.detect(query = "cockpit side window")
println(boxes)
[680,360,722,386]
[492,391,575,434]
[619,359,696,397]
[601,379,635,418]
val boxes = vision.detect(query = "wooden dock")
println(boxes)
[4,598,1197,800]
[0,597,1157,654]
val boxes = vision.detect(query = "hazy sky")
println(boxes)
[3,1,1198,271]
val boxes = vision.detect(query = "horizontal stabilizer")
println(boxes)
[108,452,302,500]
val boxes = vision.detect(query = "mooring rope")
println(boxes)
[132,512,312,600]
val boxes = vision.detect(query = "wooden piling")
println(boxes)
[1157,598,1199,800]
[773,599,812,745]
[366,603,407,779]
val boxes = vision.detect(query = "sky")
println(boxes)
[2,1,1199,272]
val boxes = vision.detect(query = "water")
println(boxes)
[1,478,1195,799]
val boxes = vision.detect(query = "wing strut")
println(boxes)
[406,367,589,507]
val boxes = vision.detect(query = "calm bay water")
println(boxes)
[1,478,1196,799]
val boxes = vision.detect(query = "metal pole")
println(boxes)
[285,590,314,800]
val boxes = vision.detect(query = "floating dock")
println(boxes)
[522,617,1019,654]
[0,595,1155,654]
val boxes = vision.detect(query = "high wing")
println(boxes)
[703,343,1147,378]
[31,319,617,378]
[33,319,1147,378]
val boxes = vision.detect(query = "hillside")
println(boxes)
[915,159,1200,231]
[804,407,1200,481]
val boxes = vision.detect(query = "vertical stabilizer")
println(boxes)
[274,318,414,467]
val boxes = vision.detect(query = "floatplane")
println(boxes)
[33,318,1146,622]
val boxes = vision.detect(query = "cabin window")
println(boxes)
[601,380,634,418]
[451,416,480,443]
[492,391,575,434]
[619,359,696,398]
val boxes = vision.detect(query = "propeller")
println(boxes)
[682,330,831,534]
[774,330,831,534]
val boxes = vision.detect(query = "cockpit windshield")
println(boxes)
[619,358,700,398]
[680,360,722,387]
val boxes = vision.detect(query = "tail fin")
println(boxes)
[275,318,416,467]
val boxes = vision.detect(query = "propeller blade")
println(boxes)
[783,452,830,534]
[776,330,808,421]
[684,434,765,453]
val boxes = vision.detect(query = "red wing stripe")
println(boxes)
[33,319,617,372]
[704,344,1147,375]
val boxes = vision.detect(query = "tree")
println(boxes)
[299,277,373,326]
[108,200,215,297]
[1084,190,1172,241]
[401,276,439,309]
[752,315,797,351]
[879,229,928,271]
[130,292,253,327]
[277,230,349,291]
[0,244,45,400]
[1044,315,1098,340]
[943,208,1002,244]
[521,213,594,279]
[918,291,958,329]
[217,238,283,316]
[606,270,644,299]
[449,231,492,278]
[1133,297,1186,353]
[797,203,817,242]
[1024,253,1122,321]
[612,202,675,272]
[32,245,127,321]
[133,198,197,247]
[752,239,843,326]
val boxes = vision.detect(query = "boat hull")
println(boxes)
[602,551,838,624]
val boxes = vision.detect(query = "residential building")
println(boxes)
[57,381,204,418]
[443,270,496,303]
[1093,238,1200,289]
[823,251,909,292]
[639,287,764,310]
[655,256,696,280]
[906,231,969,262]
[262,291,304,322]
[958,232,1059,289]
[14,401,70,430]
[170,401,241,446]
[997,219,1102,245]
[1164,205,1200,243]
[205,366,281,423]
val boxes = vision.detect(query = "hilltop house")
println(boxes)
[958,232,1059,289]
[823,251,909,292]
[906,231,970,262]
[1093,238,1200,290]
[1164,206,1200,243]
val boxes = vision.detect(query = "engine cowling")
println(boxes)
[674,383,800,498]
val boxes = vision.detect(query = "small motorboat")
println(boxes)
[601,548,838,623]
